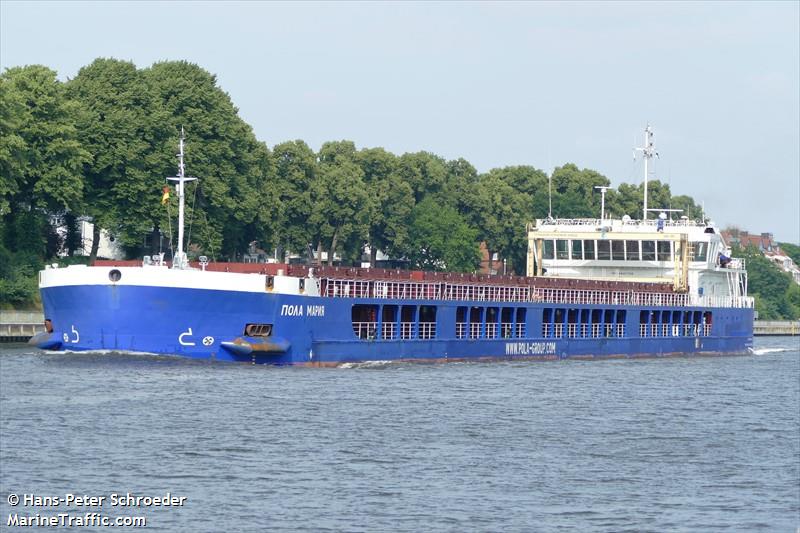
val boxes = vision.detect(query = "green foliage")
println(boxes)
[489,165,549,217]
[396,151,448,203]
[1,65,90,214]
[551,163,610,218]
[736,244,799,320]
[0,245,41,307]
[779,242,800,265]
[405,197,480,272]
[272,140,316,258]
[309,141,370,265]
[357,147,413,266]
[473,172,532,274]
[1,65,90,260]
[67,58,171,255]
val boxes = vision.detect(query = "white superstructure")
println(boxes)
[527,216,749,303]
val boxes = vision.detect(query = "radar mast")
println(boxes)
[166,127,197,269]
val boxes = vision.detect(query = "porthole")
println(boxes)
[109,269,122,282]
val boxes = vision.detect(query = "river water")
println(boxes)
[1,338,798,532]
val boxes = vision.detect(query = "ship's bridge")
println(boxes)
[526,217,748,301]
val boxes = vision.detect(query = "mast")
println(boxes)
[594,185,612,224]
[167,127,197,269]
[634,125,658,220]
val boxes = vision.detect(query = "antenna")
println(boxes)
[633,124,659,220]
[594,185,613,224]
[166,127,198,269]
[548,171,553,219]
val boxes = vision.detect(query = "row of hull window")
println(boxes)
[639,310,713,337]
[541,308,714,339]
[542,308,627,338]
[542,240,709,262]
[351,305,714,341]
[455,306,527,339]
[351,304,529,340]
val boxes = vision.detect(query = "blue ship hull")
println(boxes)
[35,282,754,365]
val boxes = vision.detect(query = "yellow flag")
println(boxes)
[161,186,170,205]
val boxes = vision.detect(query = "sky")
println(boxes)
[2,1,798,243]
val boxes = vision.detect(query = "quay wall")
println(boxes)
[753,320,800,336]
[0,310,44,342]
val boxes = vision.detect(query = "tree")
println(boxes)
[0,65,90,258]
[670,194,704,221]
[309,141,369,265]
[489,165,550,219]
[736,244,799,320]
[473,172,532,274]
[442,157,480,222]
[405,197,480,272]
[357,147,414,266]
[396,151,448,203]
[778,242,800,266]
[550,163,610,219]
[0,77,28,220]
[67,58,170,259]
[608,179,672,220]
[271,140,316,260]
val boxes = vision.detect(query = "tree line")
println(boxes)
[2,58,707,303]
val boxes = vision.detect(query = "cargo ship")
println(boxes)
[30,128,754,364]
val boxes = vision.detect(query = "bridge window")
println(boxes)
[657,241,671,261]
[556,239,569,260]
[583,240,596,260]
[597,240,611,260]
[571,240,583,260]
[611,240,625,261]
[642,241,656,261]
[693,242,708,262]
[542,240,554,260]
[625,240,640,261]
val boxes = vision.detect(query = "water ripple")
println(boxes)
[1,338,798,532]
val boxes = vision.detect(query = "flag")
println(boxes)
[161,186,170,205]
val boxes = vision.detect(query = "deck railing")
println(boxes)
[322,278,754,309]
